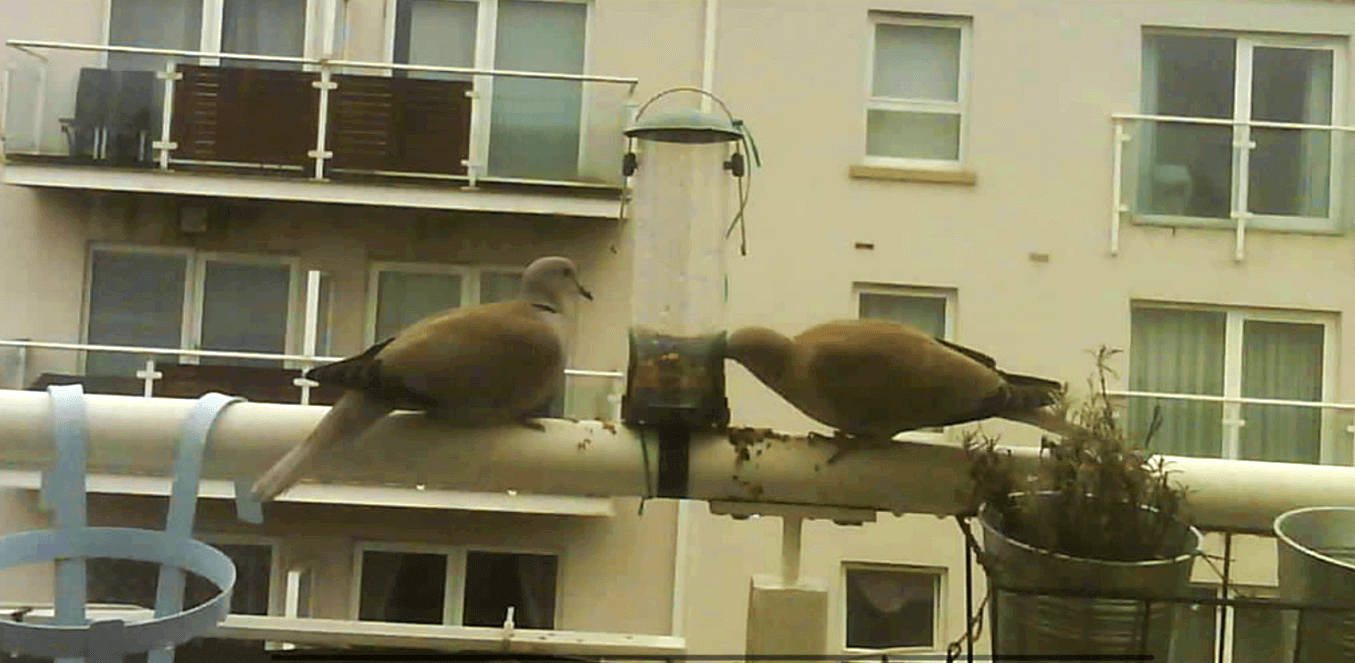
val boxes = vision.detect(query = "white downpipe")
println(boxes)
[3,391,1355,532]
[780,515,802,586]
[701,0,718,112]
[670,499,691,638]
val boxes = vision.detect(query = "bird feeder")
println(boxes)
[620,87,747,495]
[621,88,746,432]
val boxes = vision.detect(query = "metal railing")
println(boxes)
[0,338,625,421]
[3,40,640,189]
[1109,113,1355,261]
[1105,388,1355,465]
[948,514,1346,663]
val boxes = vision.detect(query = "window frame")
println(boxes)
[1136,28,1348,233]
[197,533,285,616]
[81,243,196,370]
[191,249,303,365]
[82,242,310,372]
[349,540,563,628]
[380,0,595,179]
[102,0,339,68]
[853,283,958,443]
[840,561,946,655]
[862,11,972,171]
[1128,301,1338,463]
[363,260,526,346]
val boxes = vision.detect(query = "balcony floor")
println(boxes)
[2,155,625,219]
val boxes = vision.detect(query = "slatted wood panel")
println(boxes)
[327,75,473,176]
[171,65,319,168]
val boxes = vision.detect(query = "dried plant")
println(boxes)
[961,346,1191,562]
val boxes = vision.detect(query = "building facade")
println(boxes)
[1,1,1352,661]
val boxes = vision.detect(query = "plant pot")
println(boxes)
[977,492,1202,660]
[1274,506,1355,663]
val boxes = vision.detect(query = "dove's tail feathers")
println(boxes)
[250,391,394,503]
[305,338,394,388]
[999,372,1066,410]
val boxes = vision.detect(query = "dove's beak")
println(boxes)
[578,283,594,301]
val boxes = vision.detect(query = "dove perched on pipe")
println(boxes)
[725,319,1081,462]
[250,256,593,503]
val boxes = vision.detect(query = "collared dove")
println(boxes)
[725,319,1081,462]
[250,256,593,503]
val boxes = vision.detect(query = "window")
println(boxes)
[106,0,334,71]
[83,244,319,375]
[365,262,523,344]
[388,0,589,181]
[353,543,559,629]
[856,285,955,436]
[864,13,971,168]
[1136,30,1344,230]
[85,538,278,662]
[1172,584,1284,663]
[843,564,943,651]
[1128,304,1334,464]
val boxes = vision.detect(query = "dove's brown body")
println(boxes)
[250,256,590,503]
[311,299,566,421]
[726,319,1073,439]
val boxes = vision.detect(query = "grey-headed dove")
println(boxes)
[250,256,593,503]
[725,319,1081,462]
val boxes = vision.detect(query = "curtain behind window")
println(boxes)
[1240,320,1324,463]
[1128,307,1226,456]
[221,0,307,70]
[108,0,203,71]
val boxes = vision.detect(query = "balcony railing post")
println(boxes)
[463,82,484,190]
[294,370,315,406]
[32,61,46,155]
[1232,121,1256,262]
[1110,120,1127,256]
[134,356,162,398]
[309,65,336,181]
[153,61,181,171]
[1,67,10,142]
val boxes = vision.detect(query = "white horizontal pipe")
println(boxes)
[2,391,1354,532]
[4,40,639,85]
[0,339,622,379]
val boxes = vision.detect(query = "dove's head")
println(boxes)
[521,256,593,313]
[726,326,794,389]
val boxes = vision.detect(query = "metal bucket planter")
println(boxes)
[978,492,1201,660]
[1274,506,1355,663]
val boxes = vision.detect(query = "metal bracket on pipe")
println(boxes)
[707,500,878,526]
[0,385,258,663]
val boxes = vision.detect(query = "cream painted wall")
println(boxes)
[1,0,1352,658]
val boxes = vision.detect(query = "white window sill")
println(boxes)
[849,163,977,186]
[1132,213,1346,236]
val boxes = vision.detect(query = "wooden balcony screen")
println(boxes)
[326,75,472,176]
[169,65,472,176]
[171,65,320,168]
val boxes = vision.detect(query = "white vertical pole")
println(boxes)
[33,64,46,155]
[156,62,181,170]
[298,270,322,406]
[780,514,802,586]
[1110,121,1125,256]
[310,70,335,180]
